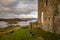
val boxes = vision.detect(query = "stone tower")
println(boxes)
[38,0,60,34]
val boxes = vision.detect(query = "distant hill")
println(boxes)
[20,18,37,21]
[0,18,27,22]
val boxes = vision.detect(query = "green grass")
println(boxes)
[32,28,60,40]
[0,28,60,40]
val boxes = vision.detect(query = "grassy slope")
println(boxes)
[0,28,60,40]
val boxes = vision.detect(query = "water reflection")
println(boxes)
[0,21,8,28]
[0,18,37,28]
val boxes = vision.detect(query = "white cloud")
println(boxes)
[18,11,38,18]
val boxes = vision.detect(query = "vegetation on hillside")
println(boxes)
[0,21,60,40]
[0,28,60,40]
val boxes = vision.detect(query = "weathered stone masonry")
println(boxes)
[38,0,60,34]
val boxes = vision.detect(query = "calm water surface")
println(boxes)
[0,18,37,28]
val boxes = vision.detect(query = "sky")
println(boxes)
[0,0,38,18]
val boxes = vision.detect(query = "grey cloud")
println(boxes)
[0,6,36,14]
[0,0,37,18]
[0,0,20,7]
[0,7,16,13]
[20,0,37,4]
[0,13,18,18]
[0,0,37,7]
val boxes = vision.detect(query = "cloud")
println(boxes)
[0,13,18,18]
[0,0,18,7]
[19,0,37,4]
[0,11,37,18]
[18,11,38,18]
[0,0,38,18]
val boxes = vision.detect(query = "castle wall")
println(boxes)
[38,0,60,34]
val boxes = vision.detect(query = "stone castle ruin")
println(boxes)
[38,0,60,34]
